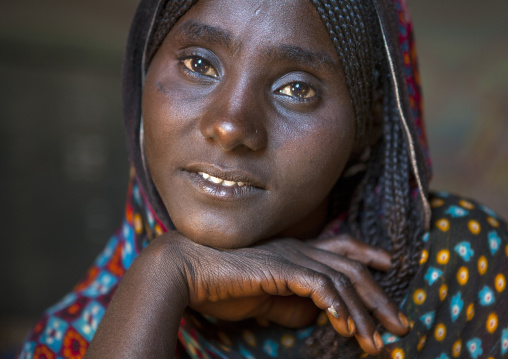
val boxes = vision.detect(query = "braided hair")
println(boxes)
[146,0,427,357]
[303,2,426,357]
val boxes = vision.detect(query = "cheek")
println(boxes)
[141,83,182,196]
[276,113,355,195]
[141,83,194,171]
[261,115,354,238]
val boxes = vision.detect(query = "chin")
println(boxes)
[175,217,267,249]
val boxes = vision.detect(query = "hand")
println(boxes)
[86,231,409,358]
[262,233,397,327]
[165,232,409,355]
[193,233,393,326]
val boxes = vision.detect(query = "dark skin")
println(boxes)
[85,0,410,357]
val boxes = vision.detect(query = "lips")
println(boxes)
[197,171,247,187]
[185,163,265,188]
[182,162,266,200]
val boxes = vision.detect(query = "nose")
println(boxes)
[199,85,267,152]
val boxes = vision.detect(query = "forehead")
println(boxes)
[169,0,339,61]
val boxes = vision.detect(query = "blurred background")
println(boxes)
[0,0,507,357]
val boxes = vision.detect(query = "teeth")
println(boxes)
[208,175,223,184]
[222,180,235,187]
[197,172,248,187]
[198,171,210,179]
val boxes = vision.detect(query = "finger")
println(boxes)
[295,253,385,355]
[338,284,385,355]
[308,234,391,271]
[287,253,387,355]
[300,261,385,355]
[355,330,385,356]
[222,244,384,354]
[193,295,273,321]
[269,262,353,338]
[300,245,409,337]
[260,296,319,328]
[284,253,386,355]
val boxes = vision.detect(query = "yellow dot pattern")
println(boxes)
[380,194,508,358]
[452,339,462,357]
[437,249,450,265]
[478,256,488,275]
[420,249,429,265]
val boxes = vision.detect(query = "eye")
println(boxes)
[182,56,219,78]
[277,82,316,100]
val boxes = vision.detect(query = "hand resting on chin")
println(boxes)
[85,232,409,358]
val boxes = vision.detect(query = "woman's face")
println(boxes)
[142,0,355,248]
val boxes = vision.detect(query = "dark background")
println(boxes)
[1,0,507,356]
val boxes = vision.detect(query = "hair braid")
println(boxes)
[378,81,412,301]
[310,0,376,139]
[305,1,426,356]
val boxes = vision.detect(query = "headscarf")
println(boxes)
[17,0,433,358]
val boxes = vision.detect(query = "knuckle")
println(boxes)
[372,296,392,311]
[331,272,352,289]
[349,261,368,279]
[313,272,334,290]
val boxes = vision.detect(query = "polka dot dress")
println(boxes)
[369,192,508,359]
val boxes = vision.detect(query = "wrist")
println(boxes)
[85,232,190,358]
[137,232,191,309]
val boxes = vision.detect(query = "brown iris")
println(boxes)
[183,57,218,78]
[278,82,316,99]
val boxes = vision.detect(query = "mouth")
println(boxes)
[182,163,266,200]
[197,171,248,188]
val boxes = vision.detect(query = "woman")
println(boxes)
[18,0,507,358]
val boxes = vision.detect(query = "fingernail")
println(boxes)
[347,316,356,335]
[373,331,384,349]
[398,311,409,328]
[327,305,339,319]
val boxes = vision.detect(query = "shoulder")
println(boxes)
[383,192,508,357]
[420,191,507,290]
[429,191,506,229]
[425,191,507,253]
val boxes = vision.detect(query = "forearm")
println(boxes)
[85,236,189,359]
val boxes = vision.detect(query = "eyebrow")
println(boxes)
[173,21,338,72]
[263,44,339,72]
[174,21,241,52]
